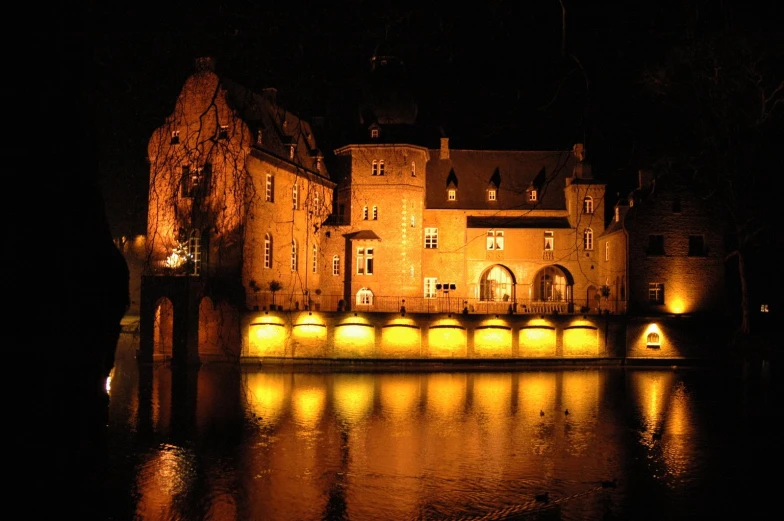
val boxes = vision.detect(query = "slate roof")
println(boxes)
[425,149,577,210]
[466,216,572,229]
[345,230,382,241]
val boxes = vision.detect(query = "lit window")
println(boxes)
[291,240,298,272]
[424,277,438,299]
[171,130,180,145]
[372,206,378,220]
[371,128,379,138]
[363,206,369,220]
[486,230,504,250]
[372,160,378,176]
[219,125,228,139]
[356,247,374,275]
[189,230,201,276]
[411,215,415,227]
[488,189,496,201]
[529,189,537,202]
[646,332,661,348]
[265,174,274,202]
[584,228,594,250]
[313,191,319,211]
[411,161,416,177]
[332,255,340,276]
[312,244,318,273]
[614,207,620,222]
[292,183,299,210]
[379,160,385,176]
[264,233,272,268]
[605,241,609,261]
[761,304,769,313]
[425,228,438,249]
[544,231,554,251]
[648,282,664,305]
[448,189,456,201]
[356,287,374,306]
[583,196,593,214]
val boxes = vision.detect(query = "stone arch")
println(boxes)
[531,264,574,303]
[479,264,517,302]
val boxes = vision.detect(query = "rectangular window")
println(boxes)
[357,248,365,274]
[424,228,438,249]
[312,244,318,273]
[529,189,537,202]
[363,206,368,220]
[219,125,228,139]
[365,248,374,274]
[486,230,504,250]
[544,231,554,251]
[291,241,298,271]
[372,160,378,176]
[647,235,665,255]
[448,189,456,201]
[265,174,274,202]
[379,160,385,176]
[372,206,378,220]
[264,235,271,268]
[292,183,299,210]
[605,241,610,261]
[332,255,340,276]
[171,130,180,145]
[648,282,664,305]
[371,128,379,138]
[488,189,496,201]
[424,277,438,299]
[688,235,705,256]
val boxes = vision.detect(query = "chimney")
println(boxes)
[195,56,215,73]
[440,137,450,160]
[262,87,277,104]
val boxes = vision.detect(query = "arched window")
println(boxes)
[534,266,569,302]
[264,233,272,268]
[584,228,594,250]
[583,196,594,214]
[332,255,340,275]
[479,265,513,301]
[646,332,661,348]
[356,287,374,306]
[290,239,298,272]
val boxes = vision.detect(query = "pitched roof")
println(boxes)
[425,149,576,210]
[345,230,382,241]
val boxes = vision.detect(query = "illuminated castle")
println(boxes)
[137,56,727,361]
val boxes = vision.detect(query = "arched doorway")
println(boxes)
[530,265,574,313]
[479,265,515,302]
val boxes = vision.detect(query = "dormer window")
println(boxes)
[371,128,379,139]
[372,160,385,176]
[171,130,180,145]
[219,125,228,140]
[488,189,496,201]
[448,189,456,201]
[528,189,537,202]
[614,207,620,222]
[288,143,296,159]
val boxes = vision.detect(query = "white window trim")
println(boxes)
[488,189,496,201]
[448,189,456,201]
[425,228,438,249]
[332,255,340,276]
[424,277,438,299]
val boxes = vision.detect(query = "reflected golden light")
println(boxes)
[292,387,325,429]
[333,374,374,424]
[245,373,287,427]
[136,444,191,519]
[519,372,556,417]
[380,375,420,420]
[519,319,556,356]
[292,314,327,339]
[669,298,685,314]
[473,373,512,421]
[334,320,375,356]
[381,319,421,356]
[249,315,287,356]
[427,373,467,419]
[641,323,664,351]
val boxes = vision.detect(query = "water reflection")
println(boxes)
[106,337,780,520]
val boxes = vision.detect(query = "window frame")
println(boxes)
[265,174,274,202]
[290,240,298,272]
[488,189,496,201]
[583,196,594,214]
[528,189,537,202]
[363,205,369,220]
[372,205,378,220]
[544,230,554,251]
[424,227,438,249]
[292,182,299,210]
[648,282,664,305]
[448,189,456,201]
[332,255,340,276]
[312,244,318,273]
[264,233,272,269]
[424,277,438,299]
[486,230,504,250]
[583,228,594,251]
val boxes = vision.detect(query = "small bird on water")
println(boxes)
[564,408,569,415]
[540,409,545,417]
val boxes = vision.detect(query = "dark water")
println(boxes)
[104,334,782,520]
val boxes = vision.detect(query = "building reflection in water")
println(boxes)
[108,358,747,521]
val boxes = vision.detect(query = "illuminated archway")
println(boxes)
[532,265,573,302]
[479,264,516,301]
[356,287,374,307]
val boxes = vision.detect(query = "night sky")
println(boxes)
[76,2,782,236]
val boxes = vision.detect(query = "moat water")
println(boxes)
[102,334,781,520]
